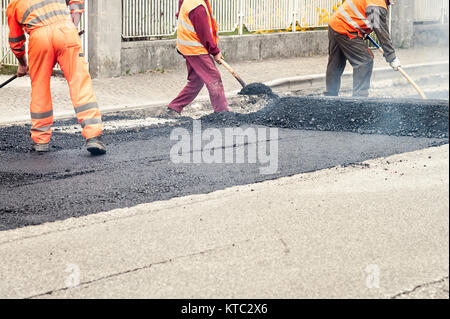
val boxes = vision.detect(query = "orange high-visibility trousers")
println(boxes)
[28,21,102,144]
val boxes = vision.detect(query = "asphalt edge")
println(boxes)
[2,61,448,127]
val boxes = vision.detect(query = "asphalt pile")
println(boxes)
[239,82,277,98]
[1,96,448,155]
[202,96,449,139]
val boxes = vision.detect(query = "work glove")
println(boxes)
[390,57,402,71]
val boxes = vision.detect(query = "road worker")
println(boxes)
[7,0,106,155]
[163,0,230,116]
[325,0,401,97]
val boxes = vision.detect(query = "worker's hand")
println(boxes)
[214,52,224,64]
[390,57,402,71]
[17,58,28,77]
[17,64,28,77]
[71,12,81,28]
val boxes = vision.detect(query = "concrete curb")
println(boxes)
[1,61,448,127]
[265,61,450,91]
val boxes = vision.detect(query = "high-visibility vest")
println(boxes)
[177,0,219,56]
[7,0,73,34]
[329,0,387,38]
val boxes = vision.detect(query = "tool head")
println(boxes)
[238,83,277,98]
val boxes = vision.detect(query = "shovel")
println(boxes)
[220,58,275,97]
[366,35,427,100]
[220,59,247,88]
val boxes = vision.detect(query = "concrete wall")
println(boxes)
[414,24,450,47]
[121,31,329,76]
[391,0,415,49]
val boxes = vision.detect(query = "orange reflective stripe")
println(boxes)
[31,110,53,120]
[31,125,52,132]
[9,35,26,43]
[81,118,102,128]
[75,102,99,114]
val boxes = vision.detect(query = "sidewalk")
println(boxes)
[0,46,448,124]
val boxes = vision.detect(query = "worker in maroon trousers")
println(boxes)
[165,0,230,116]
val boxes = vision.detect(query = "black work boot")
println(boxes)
[158,108,181,118]
[86,136,107,156]
[32,143,50,153]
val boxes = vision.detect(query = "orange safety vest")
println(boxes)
[177,0,219,56]
[7,0,73,34]
[329,0,387,38]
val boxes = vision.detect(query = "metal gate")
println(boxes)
[122,0,342,40]
[414,0,449,23]
[1,0,89,66]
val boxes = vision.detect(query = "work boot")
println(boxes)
[86,136,107,156]
[32,143,50,153]
[158,108,181,118]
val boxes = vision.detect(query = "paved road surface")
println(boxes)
[0,93,448,299]
[0,145,448,299]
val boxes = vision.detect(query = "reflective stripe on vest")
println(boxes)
[346,0,373,29]
[177,39,205,47]
[338,4,366,34]
[177,0,218,56]
[331,0,386,37]
[337,0,373,34]
[15,0,71,33]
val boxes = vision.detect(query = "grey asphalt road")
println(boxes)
[0,96,448,231]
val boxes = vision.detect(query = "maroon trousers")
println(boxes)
[169,55,229,113]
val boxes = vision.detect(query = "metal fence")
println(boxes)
[414,0,449,23]
[1,0,15,65]
[1,0,88,66]
[122,0,341,39]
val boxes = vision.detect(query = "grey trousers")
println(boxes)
[325,27,374,97]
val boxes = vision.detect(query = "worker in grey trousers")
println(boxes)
[325,0,401,97]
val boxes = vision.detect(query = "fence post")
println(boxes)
[292,0,298,32]
[88,0,122,78]
[238,0,244,35]
[441,0,446,24]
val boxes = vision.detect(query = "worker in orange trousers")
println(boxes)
[7,0,106,155]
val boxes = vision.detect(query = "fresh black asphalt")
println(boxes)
[0,96,448,231]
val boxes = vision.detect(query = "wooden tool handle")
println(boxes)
[369,37,427,100]
[397,67,427,100]
[220,59,247,88]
